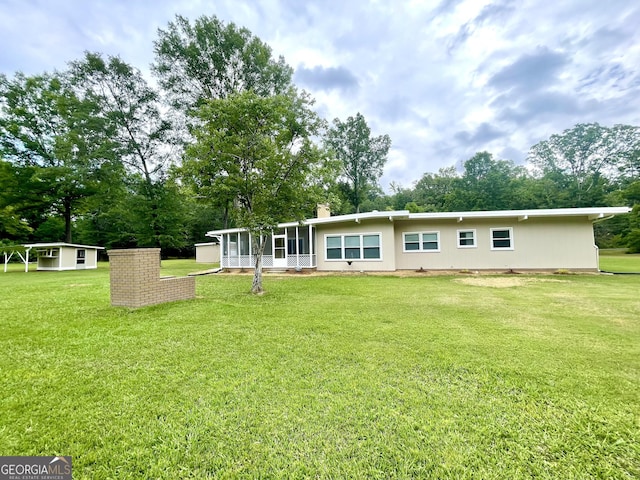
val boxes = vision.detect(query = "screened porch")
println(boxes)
[220,225,316,269]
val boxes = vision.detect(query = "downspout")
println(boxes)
[591,215,614,273]
[209,235,222,268]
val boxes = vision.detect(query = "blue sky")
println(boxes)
[1,0,639,190]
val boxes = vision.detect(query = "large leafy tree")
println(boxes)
[71,52,173,184]
[450,152,530,211]
[0,71,115,242]
[528,123,639,207]
[70,52,187,250]
[153,14,293,112]
[325,112,391,213]
[413,166,460,212]
[183,90,325,293]
[0,160,34,240]
[153,14,295,233]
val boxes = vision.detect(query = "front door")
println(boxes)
[273,235,287,268]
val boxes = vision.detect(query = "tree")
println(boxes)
[448,152,528,211]
[153,14,295,236]
[325,113,391,212]
[0,160,33,240]
[413,166,460,212]
[183,90,325,293]
[71,52,173,184]
[0,71,115,242]
[153,14,293,112]
[70,53,187,251]
[528,123,639,207]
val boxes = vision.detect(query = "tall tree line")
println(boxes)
[1,14,639,257]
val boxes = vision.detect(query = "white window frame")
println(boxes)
[402,231,440,253]
[324,233,382,261]
[457,229,477,249]
[490,227,514,250]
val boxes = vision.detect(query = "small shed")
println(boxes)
[24,243,104,271]
[195,241,220,264]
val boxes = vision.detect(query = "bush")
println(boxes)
[626,228,640,253]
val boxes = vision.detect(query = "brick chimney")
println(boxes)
[317,204,331,219]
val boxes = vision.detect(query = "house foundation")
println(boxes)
[107,248,195,307]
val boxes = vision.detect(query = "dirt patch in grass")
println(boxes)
[455,277,570,288]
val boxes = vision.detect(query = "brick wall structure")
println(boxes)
[107,248,195,307]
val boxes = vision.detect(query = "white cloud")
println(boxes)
[1,0,639,190]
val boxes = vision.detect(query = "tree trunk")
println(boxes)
[64,197,72,243]
[251,234,266,294]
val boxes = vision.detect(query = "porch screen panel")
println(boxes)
[239,233,250,255]
[298,227,310,254]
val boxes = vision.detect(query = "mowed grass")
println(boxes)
[0,261,639,479]
[600,249,640,273]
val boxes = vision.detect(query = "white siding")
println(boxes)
[316,220,396,271]
[393,217,597,271]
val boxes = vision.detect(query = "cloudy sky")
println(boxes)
[1,0,639,190]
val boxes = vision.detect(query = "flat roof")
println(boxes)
[206,207,631,236]
[24,242,105,249]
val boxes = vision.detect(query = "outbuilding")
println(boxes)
[195,241,220,264]
[24,243,104,271]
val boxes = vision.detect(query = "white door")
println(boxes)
[273,235,287,268]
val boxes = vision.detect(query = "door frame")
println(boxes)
[272,234,287,268]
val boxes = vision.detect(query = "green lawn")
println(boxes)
[599,249,640,273]
[1,261,639,478]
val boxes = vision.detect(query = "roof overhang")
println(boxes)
[23,242,105,249]
[206,210,412,236]
[407,207,632,222]
[205,207,631,236]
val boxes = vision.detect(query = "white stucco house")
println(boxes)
[206,206,631,273]
[24,243,103,271]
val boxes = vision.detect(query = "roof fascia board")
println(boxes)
[206,207,631,236]
[24,242,104,249]
[408,207,631,221]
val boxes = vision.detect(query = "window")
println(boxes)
[457,230,476,248]
[325,234,381,260]
[76,249,86,264]
[326,236,342,259]
[403,232,440,252]
[345,235,361,259]
[491,228,513,250]
[363,235,380,259]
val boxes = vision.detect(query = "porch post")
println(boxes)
[222,234,226,268]
[295,226,300,268]
[309,225,315,267]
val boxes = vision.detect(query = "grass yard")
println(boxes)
[599,249,640,273]
[1,261,639,478]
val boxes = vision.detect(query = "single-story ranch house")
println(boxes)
[206,206,631,273]
[24,243,103,271]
